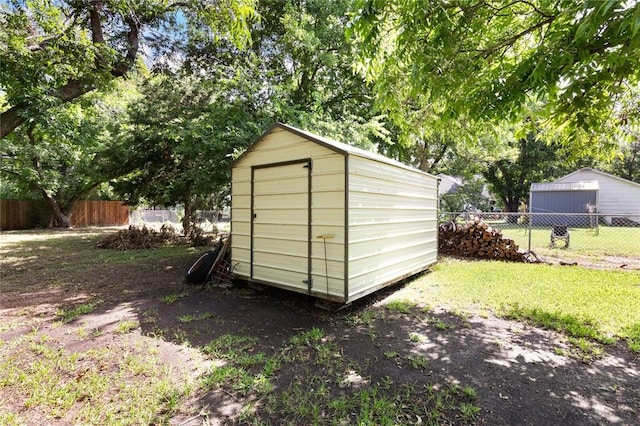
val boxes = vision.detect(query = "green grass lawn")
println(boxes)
[402,257,640,350]
[491,223,640,257]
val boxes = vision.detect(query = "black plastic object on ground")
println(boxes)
[185,243,222,284]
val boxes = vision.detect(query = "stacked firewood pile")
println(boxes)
[439,219,529,262]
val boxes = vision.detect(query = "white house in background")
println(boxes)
[555,168,640,225]
[436,174,494,212]
[437,174,464,195]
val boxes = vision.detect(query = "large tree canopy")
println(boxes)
[185,0,381,130]
[606,86,640,182]
[110,0,388,233]
[0,0,255,139]
[0,79,139,227]
[483,131,566,215]
[349,0,640,144]
[111,72,268,234]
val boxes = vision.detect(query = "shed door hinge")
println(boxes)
[303,279,312,290]
[303,161,312,170]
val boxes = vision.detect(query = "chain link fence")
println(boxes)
[129,208,230,233]
[440,212,640,268]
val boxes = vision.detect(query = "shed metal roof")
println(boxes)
[233,122,432,176]
[530,181,599,192]
[556,167,640,189]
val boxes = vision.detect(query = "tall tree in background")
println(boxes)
[111,0,388,233]
[264,0,390,148]
[349,0,640,150]
[483,132,564,218]
[612,141,640,183]
[0,81,139,227]
[608,87,640,182]
[111,71,269,234]
[0,0,255,139]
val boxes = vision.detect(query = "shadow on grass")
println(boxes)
[1,231,639,425]
[126,283,640,426]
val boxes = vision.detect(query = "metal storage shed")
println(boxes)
[230,123,439,304]
[555,168,640,225]
[529,181,599,227]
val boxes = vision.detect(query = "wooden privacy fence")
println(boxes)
[69,201,129,227]
[0,200,129,230]
[0,199,31,230]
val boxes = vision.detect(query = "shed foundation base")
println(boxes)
[314,298,351,311]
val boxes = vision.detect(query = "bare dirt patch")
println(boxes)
[1,229,638,425]
[544,253,640,271]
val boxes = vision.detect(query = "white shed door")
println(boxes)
[251,160,311,290]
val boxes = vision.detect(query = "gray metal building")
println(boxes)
[555,168,640,225]
[529,181,599,227]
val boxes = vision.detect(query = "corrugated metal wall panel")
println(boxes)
[312,191,345,209]
[232,207,251,218]
[312,174,345,192]
[257,131,308,150]
[309,152,346,298]
[348,247,439,301]
[349,220,436,242]
[351,156,432,184]
[349,197,434,209]
[232,221,250,236]
[349,229,435,260]
[232,180,251,195]
[347,156,438,300]
[310,256,344,297]
[252,223,307,239]
[231,128,346,299]
[232,247,251,277]
[252,237,308,257]
[530,190,597,226]
[349,246,438,281]
[310,156,346,175]
[231,195,251,209]
[349,208,434,224]
[311,210,345,227]
[252,264,308,287]
[350,176,433,199]
[254,181,308,197]
[311,240,345,259]
[250,144,327,165]
[254,193,307,211]
[231,166,252,280]
[309,211,344,296]
[530,191,597,213]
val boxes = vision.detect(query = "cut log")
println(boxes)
[439,219,531,263]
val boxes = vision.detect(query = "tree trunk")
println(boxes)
[182,199,194,236]
[0,106,28,139]
[41,190,72,228]
[1,80,100,139]
[504,199,520,224]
